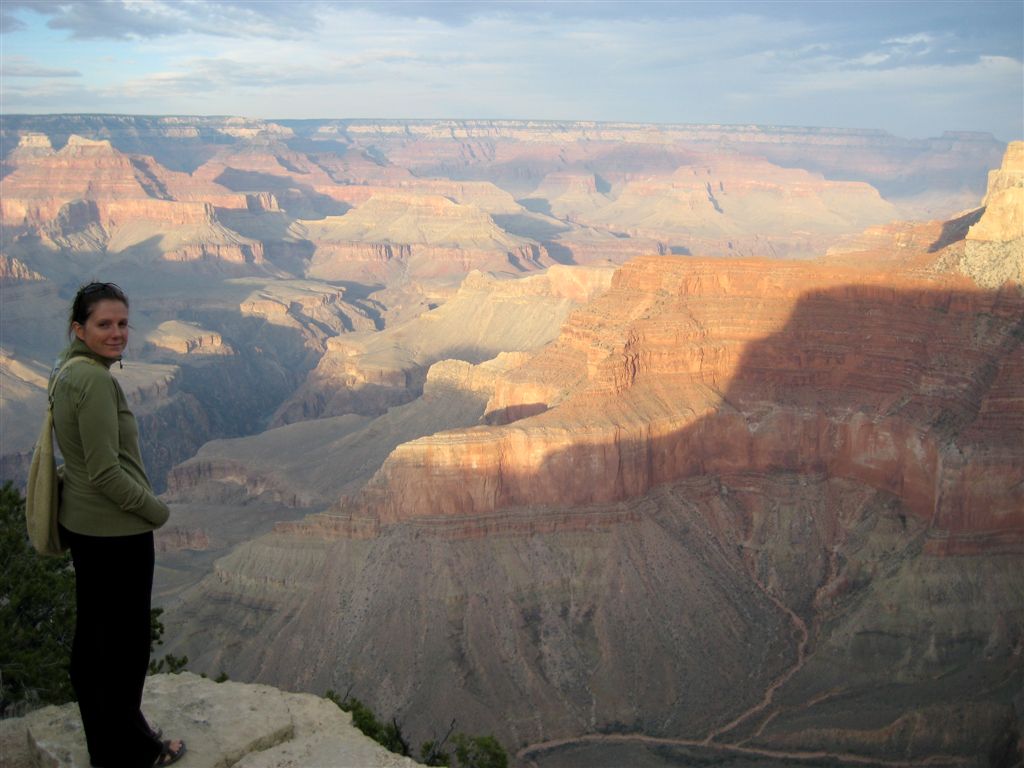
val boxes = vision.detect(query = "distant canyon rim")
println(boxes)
[1,116,1021,767]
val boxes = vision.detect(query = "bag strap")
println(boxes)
[47,355,101,409]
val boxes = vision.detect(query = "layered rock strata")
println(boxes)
[0,134,248,227]
[165,239,1023,763]
[532,155,899,259]
[3,115,997,290]
[342,257,1022,548]
[336,120,1001,204]
[145,321,232,357]
[162,128,1023,759]
[302,192,551,283]
[153,353,531,598]
[276,264,616,423]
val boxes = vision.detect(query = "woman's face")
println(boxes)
[73,299,129,360]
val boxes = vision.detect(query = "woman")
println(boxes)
[51,282,186,768]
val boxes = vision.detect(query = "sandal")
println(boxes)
[153,740,186,767]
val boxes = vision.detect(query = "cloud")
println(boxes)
[1,79,98,110]
[325,1,738,26]
[2,55,81,77]
[0,11,27,33]
[739,50,1023,130]
[4,0,321,41]
[884,33,935,47]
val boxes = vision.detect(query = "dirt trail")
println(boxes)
[701,562,811,743]
[517,731,971,768]
[517,536,973,768]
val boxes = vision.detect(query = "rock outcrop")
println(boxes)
[0,135,248,228]
[0,673,418,768]
[0,255,44,282]
[0,350,52,485]
[145,321,232,357]
[275,264,616,423]
[234,279,378,344]
[301,192,552,283]
[960,141,1024,288]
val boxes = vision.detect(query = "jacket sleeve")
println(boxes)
[74,368,170,527]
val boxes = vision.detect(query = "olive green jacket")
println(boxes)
[51,339,169,536]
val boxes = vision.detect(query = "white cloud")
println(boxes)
[2,55,80,77]
[883,33,936,47]
[854,53,891,67]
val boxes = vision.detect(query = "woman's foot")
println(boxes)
[153,739,186,767]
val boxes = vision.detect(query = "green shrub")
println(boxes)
[0,482,76,715]
[147,607,187,674]
[453,733,508,768]
[324,689,508,768]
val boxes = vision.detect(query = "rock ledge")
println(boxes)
[2,673,419,768]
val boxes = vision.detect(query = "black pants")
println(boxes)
[64,528,162,768]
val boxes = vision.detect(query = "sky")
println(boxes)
[1,0,1022,141]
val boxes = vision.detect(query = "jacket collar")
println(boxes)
[65,337,119,369]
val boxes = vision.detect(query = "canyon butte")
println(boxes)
[1,117,1021,767]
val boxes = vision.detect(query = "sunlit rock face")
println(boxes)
[163,188,1023,764]
[274,264,617,424]
[301,191,554,284]
[358,256,1022,540]
[0,134,250,223]
[959,141,1024,288]
[0,133,276,275]
[0,254,44,282]
[145,320,232,357]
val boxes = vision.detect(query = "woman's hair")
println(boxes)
[68,282,130,336]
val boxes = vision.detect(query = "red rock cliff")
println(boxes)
[326,253,1022,554]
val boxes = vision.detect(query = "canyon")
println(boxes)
[1,116,1003,478]
[164,144,1020,765]
[1,117,1020,766]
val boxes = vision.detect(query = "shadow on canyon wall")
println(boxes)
[373,278,1024,549]
[928,207,985,252]
[214,168,351,219]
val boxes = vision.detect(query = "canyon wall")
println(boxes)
[960,140,1024,288]
[162,162,1023,764]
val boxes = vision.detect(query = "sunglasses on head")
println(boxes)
[80,282,124,295]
